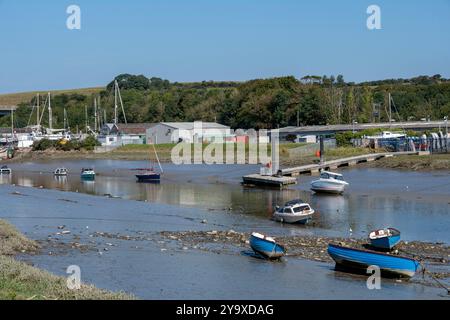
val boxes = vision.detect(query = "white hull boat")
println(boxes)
[272,199,315,224]
[311,171,349,194]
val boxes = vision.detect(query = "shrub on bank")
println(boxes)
[32,136,100,152]
[32,139,55,151]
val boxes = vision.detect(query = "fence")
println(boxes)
[352,137,449,153]
[287,139,336,158]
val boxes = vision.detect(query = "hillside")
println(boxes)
[0,74,449,131]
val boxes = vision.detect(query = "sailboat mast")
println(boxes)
[48,92,53,130]
[85,105,88,133]
[36,93,40,126]
[152,143,163,174]
[388,92,392,124]
[63,108,67,130]
[94,97,98,132]
[11,108,14,137]
[114,80,118,125]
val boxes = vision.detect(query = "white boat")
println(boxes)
[0,165,11,175]
[365,131,406,139]
[272,199,315,224]
[311,171,349,194]
[54,168,68,176]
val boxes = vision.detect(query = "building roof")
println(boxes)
[117,123,156,135]
[160,122,230,130]
[0,127,33,134]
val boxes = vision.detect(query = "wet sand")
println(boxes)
[1,184,449,299]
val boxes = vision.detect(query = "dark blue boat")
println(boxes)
[328,244,420,278]
[136,171,161,182]
[249,233,286,259]
[369,228,401,250]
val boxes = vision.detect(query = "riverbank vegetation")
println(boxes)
[0,219,133,300]
[32,136,100,152]
[1,74,450,131]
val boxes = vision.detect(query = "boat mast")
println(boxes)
[388,92,392,125]
[114,80,127,125]
[11,108,14,137]
[48,92,53,130]
[63,108,67,130]
[85,105,88,133]
[152,143,163,174]
[94,97,98,132]
[114,81,118,125]
[36,93,40,127]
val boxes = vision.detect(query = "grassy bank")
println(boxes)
[0,219,133,300]
[111,143,307,163]
[370,154,450,171]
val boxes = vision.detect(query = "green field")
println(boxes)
[0,87,104,106]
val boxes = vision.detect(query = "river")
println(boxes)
[0,159,449,299]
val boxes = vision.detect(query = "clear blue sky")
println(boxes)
[0,0,449,93]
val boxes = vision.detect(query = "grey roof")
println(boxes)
[160,122,230,130]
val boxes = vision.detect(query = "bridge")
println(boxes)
[0,105,19,116]
[277,120,449,137]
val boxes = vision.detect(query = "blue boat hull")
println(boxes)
[370,234,401,250]
[81,174,95,180]
[136,173,161,182]
[328,244,419,278]
[250,235,285,259]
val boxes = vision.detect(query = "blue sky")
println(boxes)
[0,0,449,93]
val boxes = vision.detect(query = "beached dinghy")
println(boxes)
[369,228,401,250]
[0,165,11,175]
[81,168,96,180]
[272,199,315,224]
[327,244,419,278]
[249,232,286,259]
[311,171,349,194]
[54,167,68,176]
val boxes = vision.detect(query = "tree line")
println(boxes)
[3,74,450,131]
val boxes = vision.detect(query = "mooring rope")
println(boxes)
[395,247,449,295]
[419,261,450,295]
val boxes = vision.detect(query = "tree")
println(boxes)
[336,75,345,86]
[359,86,373,123]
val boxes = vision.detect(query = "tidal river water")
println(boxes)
[0,159,449,299]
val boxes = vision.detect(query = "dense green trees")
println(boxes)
[2,74,450,131]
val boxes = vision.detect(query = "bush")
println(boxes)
[55,139,81,151]
[335,132,356,147]
[32,139,55,151]
[80,135,101,151]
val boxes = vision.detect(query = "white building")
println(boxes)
[146,122,231,144]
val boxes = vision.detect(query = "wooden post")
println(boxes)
[271,129,280,175]
[319,135,324,165]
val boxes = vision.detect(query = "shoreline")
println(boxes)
[6,148,450,172]
[0,219,134,300]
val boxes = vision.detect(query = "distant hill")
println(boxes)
[0,87,104,106]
